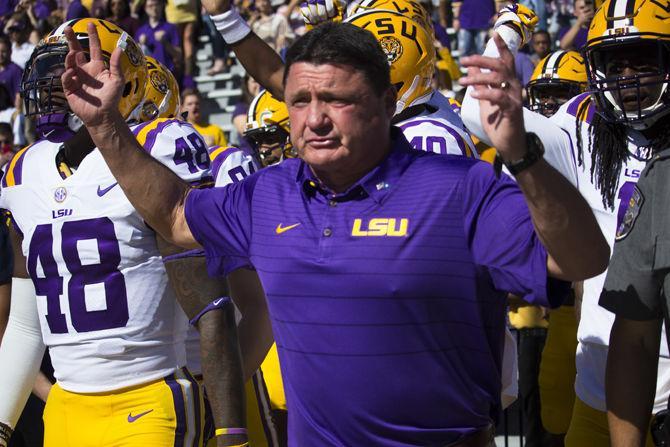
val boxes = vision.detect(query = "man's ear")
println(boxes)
[384,85,397,118]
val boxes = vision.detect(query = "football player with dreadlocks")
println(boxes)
[460,1,670,446]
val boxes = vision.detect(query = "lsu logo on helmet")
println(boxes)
[130,55,180,122]
[346,10,435,115]
[584,0,670,129]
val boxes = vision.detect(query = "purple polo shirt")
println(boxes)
[135,21,181,72]
[558,26,589,50]
[459,0,495,30]
[185,131,558,445]
[0,62,22,102]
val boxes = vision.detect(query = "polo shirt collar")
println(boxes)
[296,127,416,204]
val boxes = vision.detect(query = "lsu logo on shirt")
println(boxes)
[351,218,409,237]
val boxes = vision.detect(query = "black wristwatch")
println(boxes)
[494,132,545,177]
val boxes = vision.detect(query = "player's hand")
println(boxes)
[459,33,526,161]
[300,0,342,28]
[494,2,538,46]
[202,0,232,15]
[61,22,125,129]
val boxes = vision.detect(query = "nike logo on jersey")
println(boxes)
[275,223,300,234]
[213,298,224,306]
[127,409,153,422]
[97,182,118,197]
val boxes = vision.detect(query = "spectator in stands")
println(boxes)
[0,122,14,169]
[165,0,198,88]
[107,0,140,36]
[249,0,295,52]
[14,0,55,37]
[0,84,24,148]
[203,9,230,76]
[559,0,593,50]
[452,0,495,57]
[3,13,34,69]
[181,89,228,147]
[530,30,552,65]
[232,74,260,150]
[0,37,22,110]
[65,0,89,19]
[276,0,306,38]
[516,48,535,86]
[136,0,183,82]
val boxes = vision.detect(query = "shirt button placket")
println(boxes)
[323,228,332,237]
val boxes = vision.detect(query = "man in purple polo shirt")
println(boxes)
[0,37,22,109]
[135,0,182,74]
[61,21,609,446]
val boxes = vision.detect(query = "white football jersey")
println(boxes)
[184,145,261,375]
[395,91,478,158]
[461,34,670,412]
[0,118,211,393]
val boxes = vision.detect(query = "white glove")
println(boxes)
[494,3,538,46]
[300,0,342,28]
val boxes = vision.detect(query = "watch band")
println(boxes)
[497,132,545,176]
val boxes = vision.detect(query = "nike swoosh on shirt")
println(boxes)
[127,409,153,423]
[97,182,119,197]
[213,298,224,306]
[275,223,300,234]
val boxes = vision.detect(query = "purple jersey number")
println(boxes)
[27,217,129,334]
[409,136,447,154]
[227,161,256,183]
[617,181,637,230]
[174,133,210,173]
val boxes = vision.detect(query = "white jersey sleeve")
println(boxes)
[131,118,214,186]
[395,92,478,158]
[208,145,260,187]
[460,32,578,184]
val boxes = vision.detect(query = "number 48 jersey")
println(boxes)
[0,118,211,393]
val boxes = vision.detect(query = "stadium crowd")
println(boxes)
[0,0,669,446]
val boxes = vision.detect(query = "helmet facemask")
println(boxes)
[245,124,293,167]
[527,80,585,117]
[22,42,85,142]
[585,38,670,129]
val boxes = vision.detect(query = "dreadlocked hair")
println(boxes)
[576,106,628,209]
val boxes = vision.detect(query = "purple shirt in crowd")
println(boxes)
[135,21,181,72]
[66,0,89,20]
[558,25,588,50]
[185,130,562,445]
[0,62,23,103]
[515,51,535,86]
[459,0,495,30]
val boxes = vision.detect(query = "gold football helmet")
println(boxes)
[22,18,147,141]
[133,55,180,122]
[346,0,433,33]
[527,50,587,116]
[346,10,436,115]
[584,0,670,128]
[244,90,294,166]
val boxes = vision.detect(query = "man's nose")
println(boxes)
[306,101,330,130]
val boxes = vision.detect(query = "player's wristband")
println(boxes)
[189,297,232,326]
[215,427,248,437]
[0,421,13,446]
[162,249,205,263]
[210,9,252,44]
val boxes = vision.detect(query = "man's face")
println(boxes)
[284,62,395,178]
[532,34,550,60]
[0,43,10,66]
[532,84,577,117]
[597,42,667,113]
[145,0,162,19]
[181,94,201,122]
